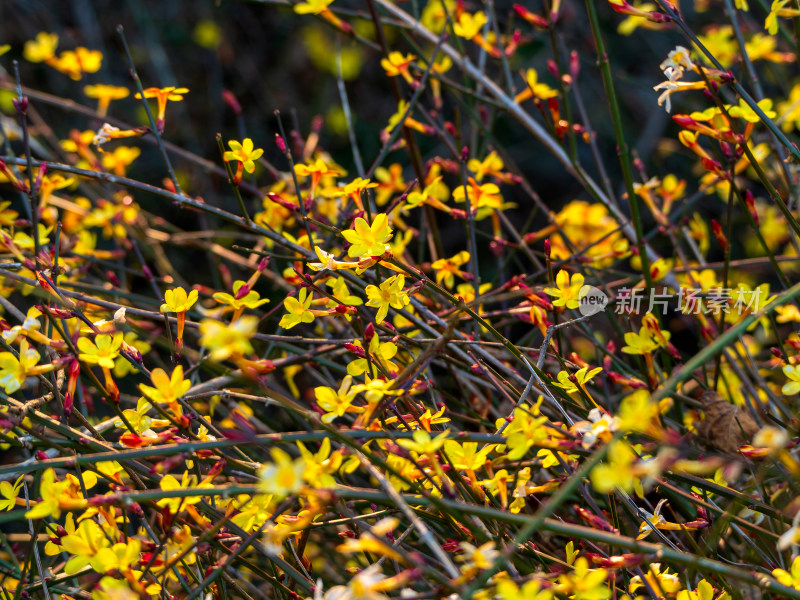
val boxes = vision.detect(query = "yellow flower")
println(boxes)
[77,332,123,370]
[60,518,110,574]
[766,0,800,35]
[199,315,258,361]
[499,403,548,460]
[396,429,450,455]
[380,51,416,83]
[280,287,315,330]
[467,151,505,182]
[514,68,559,103]
[621,326,662,355]
[457,541,499,573]
[23,32,59,63]
[258,448,307,499]
[114,397,160,434]
[776,304,800,323]
[556,557,611,600]
[420,0,456,32]
[307,246,361,272]
[636,498,705,540]
[629,563,682,597]
[454,11,488,39]
[52,47,102,80]
[549,201,628,267]
[213,280,270,319]
[347,335,400,379]
[161,286,198,354]
[677,579,730,600]
[544,270,590,310]
[341,213,393,258]
[139,365,191,405]
[157,472,209,513]
[135,86,188,132]
[25,468,95,520]
[365,274,410,324]
[384,100,433,136]
[337,517,403,561]
[161,286,198,313]
[431,251,471,289]
[314,374,363,422]
[84,84,130,116]
[92,576,160,600]
[496,576,553,600]
[443,440,494,471]
[0,339,41,394]
[782,364,800,395]
[727,98,777,122]
[551,366,603,394]
[452,178,510,219]
[294,157,344,195]
[773,555,800,589]
[294,0,333,14]
[0,476,23,511]
[90,538,141,574]
[590,440,638,494]
[224,138,264,183]
[100,146,140,176]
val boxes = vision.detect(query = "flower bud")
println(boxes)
[274,133,287,155]
[222,89,242,115]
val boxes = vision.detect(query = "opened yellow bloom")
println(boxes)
[365,274,410,324]
[140,365,191,405]
[341,213,393,258]
[224,138,264,175]
[294,0,334,14]
[23,32,59,63]
[544,270,590,310]
[454,11,488,39]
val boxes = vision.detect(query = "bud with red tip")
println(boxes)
[344,343,366,358]
[222,90,242,115]
[513,4,548,28]
[0,159,28,193]
[547,59,559,80]
[364,322,375,343]
[576,507,619,533]
[331,304,356,315]
[152,453,189,474]
[570,50,580,80]
[744,189,758,225]
[275,133,288,155]
[587,553,643,568]
[33,162,47,197]
[711,219,729,252]
[12,96,28,114]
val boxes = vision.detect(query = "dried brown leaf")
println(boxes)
[696,390,759,455]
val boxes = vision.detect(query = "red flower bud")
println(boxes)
[744,189,758,225]
[711,219,729,252]
[222,90,242,115]
[344,343,366,358]
[275,133,287,155]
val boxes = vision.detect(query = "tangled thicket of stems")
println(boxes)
[2,1,800,599]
